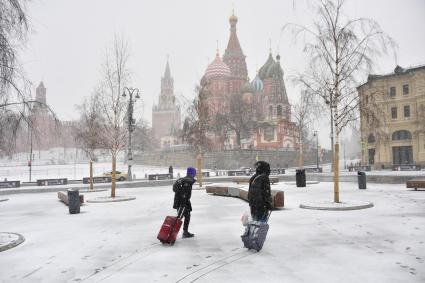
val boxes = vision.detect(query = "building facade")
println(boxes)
[152,59,182,148]
[358,65,425,167]
[199,12,298,150]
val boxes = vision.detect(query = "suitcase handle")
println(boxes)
[177,206,186,219]
[266,210,272,223]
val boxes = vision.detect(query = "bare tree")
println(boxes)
[283,0,396,202]
[132,119,155,152]
[180,85,212,152]
[95,35,131,197]
[0,0,28,96]
[180,85,214,186]
[359,86,391,165]
[74,94,104,189]
[216,92,256,149]
[75,94,103,160]
[292,90,319,167]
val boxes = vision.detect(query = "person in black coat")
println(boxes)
[173,167,197,238]
[248,161,273,222]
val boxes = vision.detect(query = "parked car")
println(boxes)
[102,171,127,181]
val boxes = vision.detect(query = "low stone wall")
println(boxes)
[205,184,284,208]
[134,149,331,170]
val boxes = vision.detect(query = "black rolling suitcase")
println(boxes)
[241,211,271,252]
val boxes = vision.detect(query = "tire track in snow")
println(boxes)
[79,242,161,282]
[175,248,255,283]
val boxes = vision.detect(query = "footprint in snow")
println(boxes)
[205,255,212,258]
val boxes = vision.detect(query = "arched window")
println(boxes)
[368,134,376,143]
[277,105,283,116]
[392,130,412,141]
[269,105,273,117]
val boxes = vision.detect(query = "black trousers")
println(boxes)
[177,207,191,232]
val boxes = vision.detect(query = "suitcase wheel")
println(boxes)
[171,240,175,245]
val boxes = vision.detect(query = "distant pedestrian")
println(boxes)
[169,165,173,176]
[248,161,273,222]
[173,167,196,238]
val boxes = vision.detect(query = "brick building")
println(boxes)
[199,11,298,150]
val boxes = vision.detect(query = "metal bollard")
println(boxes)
[296,169,306,187]
[67,189,80,214]
[357,171,366,190]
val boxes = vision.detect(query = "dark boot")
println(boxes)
[182,231,195,238]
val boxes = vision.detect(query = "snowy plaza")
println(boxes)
[1,180,424,282]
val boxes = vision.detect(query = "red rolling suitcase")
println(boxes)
[157,207,185,245]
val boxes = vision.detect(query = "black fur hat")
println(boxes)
[255,161,271,175]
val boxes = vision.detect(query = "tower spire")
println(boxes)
[269,38,272,54]
[164,55,171,79]
[223,9,247,81]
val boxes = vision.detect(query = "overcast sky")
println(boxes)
[21,0,425,148]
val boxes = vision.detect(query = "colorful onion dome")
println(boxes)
[266,54,283,78]
[241,78,254,93]
[251,74,264,92]
[203,51,231,81]
[258,52,275,80]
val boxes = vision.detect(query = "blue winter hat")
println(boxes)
[187,167,197,176]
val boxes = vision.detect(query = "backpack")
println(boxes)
[249,175,264,207]
[173,178,184,193]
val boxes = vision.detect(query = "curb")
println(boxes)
[300,200,374,211]
[0,232,25,252]
[86,196,136,203]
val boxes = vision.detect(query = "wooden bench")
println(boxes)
[406,178,425,191]
[58,191,84,205]
[205,184,284,208]
[232,176,279,184]
[148,173,172,180]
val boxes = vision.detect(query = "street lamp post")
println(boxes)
[314,131,319,169]
[122,87,140,181]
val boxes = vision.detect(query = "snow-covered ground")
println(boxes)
[0,182,424,282]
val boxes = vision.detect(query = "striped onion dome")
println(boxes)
[203,52,231,80]
[251,74,264,92]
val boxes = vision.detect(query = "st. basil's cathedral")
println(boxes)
[153,11,299,150]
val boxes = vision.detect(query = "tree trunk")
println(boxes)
[196,153,203,187]
[334,142,340,203]
[111,154,116,198]
[330,108,334,173]
[299,133,304,168]
[333,104,340,203]
[89,159,93,191]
